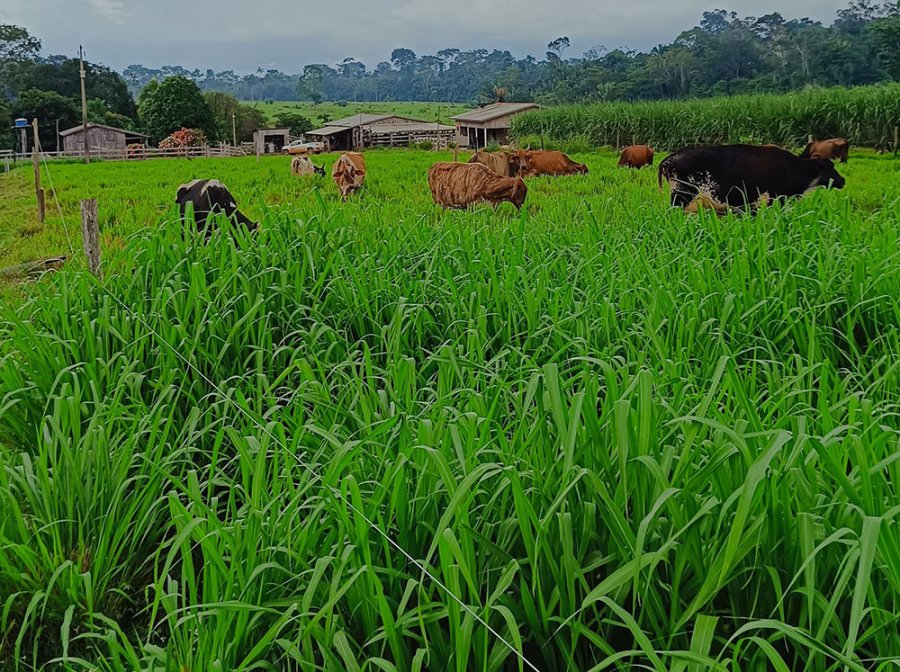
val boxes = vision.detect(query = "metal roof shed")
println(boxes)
[452,102,540,148]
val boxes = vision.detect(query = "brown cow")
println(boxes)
[332,152,366,198]
[468,150,517,176]
[428,162,527,210]
[618,145,654,169]
[511,150,588,177]
[800,138,849,163]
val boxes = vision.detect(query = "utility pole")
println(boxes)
[232,112,237,147]
[55,118,60,154]
[79,45,90,164]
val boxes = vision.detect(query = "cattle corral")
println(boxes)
[0,147,899,670]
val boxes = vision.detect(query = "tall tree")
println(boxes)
[11,88,79,151]
[0,24,40,61]
[139,75,216,144]
[204,91,267,142]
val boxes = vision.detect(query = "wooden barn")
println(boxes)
[307,114,455,151]
[60,123,148,153]
[452,102,540,148]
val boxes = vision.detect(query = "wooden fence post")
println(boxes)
[80,199,101,278]
[31,119,45,224]
[894,126,898,155]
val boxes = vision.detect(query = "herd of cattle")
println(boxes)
[175,137,850,232]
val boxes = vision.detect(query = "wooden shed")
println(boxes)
[452,102,540,148]
[308,114,454,151]
[60,123,148,153]
[253,128,291,154]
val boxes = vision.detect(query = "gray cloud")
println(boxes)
[3,0,849,72]
[89,0,126,22]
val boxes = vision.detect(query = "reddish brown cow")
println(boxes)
[428,162,527,210]
[332,152,366,198]
[511,150,588,177]
[618,145,654,169]
[800,138,849,163]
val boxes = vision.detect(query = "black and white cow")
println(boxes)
[658,144,845,212]
[290,156,326,177]
[175,179,257,234]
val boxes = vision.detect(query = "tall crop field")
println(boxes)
[512,85,900,150]
[0,151,898,670]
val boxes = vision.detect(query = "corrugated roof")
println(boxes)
[451,102,539,123]
[366,122,455,134]
[326,113,416,127]
[59,122,148,137]
[307,126,349,136]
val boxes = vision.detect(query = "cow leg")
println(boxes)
[670,186,697,209]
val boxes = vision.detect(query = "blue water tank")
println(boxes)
[14,118,27,128]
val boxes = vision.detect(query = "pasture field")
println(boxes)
[247,100,471,126]
[0,149,899,671]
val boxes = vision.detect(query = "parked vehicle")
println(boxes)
[282,138,325,155]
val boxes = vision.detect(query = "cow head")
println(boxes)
[313,164,325,177]
[510,177,528,209]
[510,151,529,175]
[810,159,845,190]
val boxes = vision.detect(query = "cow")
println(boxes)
[800,138,849,163]
[428,162,527,210]
[175,179,257,234]
[658,144,845,213]
[332,152,366,198]
[511,150,588,177]
[468,150,517,177]
[291,156,325,177]
[618,145,654,169]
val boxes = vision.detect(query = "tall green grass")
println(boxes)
[0,151,898,670]
[512,84,900,150]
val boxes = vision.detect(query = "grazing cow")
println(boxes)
[428,162,527,210]
[511,150,588,177]
[468,150,517,177]
[332,152,366,198]
[175,179,257,233]
[291,156,325,176]
[659,144,845,212]
[618,145,654,169]
[800,138,849,163]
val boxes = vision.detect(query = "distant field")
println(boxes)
[247,100,472,126]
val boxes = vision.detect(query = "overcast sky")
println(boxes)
[2,0,849,73]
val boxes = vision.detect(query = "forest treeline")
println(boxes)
[121,2,900,103]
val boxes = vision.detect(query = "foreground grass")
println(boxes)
[247,100,471,126]
[0,150,898,670]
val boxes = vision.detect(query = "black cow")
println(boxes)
[175,179,257,234]
[658,144,845,212]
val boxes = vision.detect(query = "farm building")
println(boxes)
[452,102,540,148]
[307,114,455,151]
[60,123,149,153]
[253,128,291,154]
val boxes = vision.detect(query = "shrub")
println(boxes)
[159,127,208,149]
